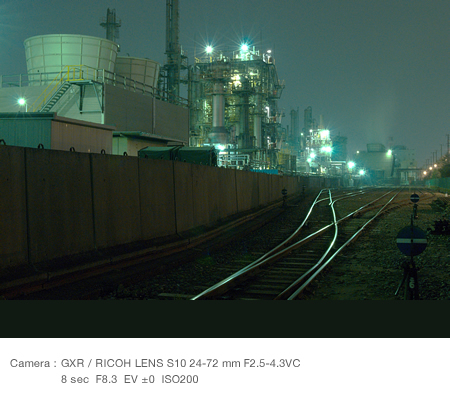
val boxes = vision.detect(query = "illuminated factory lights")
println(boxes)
[321,146,332,153]
[18,98,27,111]
[348,161,355,169]
[319,129,330,140]
[205,45,213,54]
[240,44,249,52]
[359,169,365,176]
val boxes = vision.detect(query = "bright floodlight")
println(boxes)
[348,161,355,169]
[359,169,365,175]
[319,129,330,140]
[241,44,249,52]
[387,149,392,155]
[310,152,316,159]
[322,146,332,153]
[206,45,213,53]
[216,144,225,151]
[18,98,27,112]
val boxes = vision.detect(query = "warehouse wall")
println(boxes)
[104,85,189,144]
[0,145,324,273]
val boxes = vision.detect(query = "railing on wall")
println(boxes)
[1,68,189,109]
[29,65,101,112]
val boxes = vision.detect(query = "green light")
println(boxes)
[241,44,249,52]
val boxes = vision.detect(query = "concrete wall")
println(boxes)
[139,158,177,240]
[173,161,195,234]
[104,84,154,132]
[25,148,95,264]
[0,146,28,268]
[90,153,141,249]
[104,85,189,145]
[0,86,45,112]
[0,145,330,273]
[154,100,189,144]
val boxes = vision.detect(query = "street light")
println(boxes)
[18,98,27,112]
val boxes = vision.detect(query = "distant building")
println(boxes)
[392,145,420,185]
[354,144,394,184]
[0,34,189,155]
[331,134,347,161]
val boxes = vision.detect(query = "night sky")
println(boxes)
[1,0,448,167]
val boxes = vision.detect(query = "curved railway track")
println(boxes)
[2,187,436,300]
[191,188,435,300]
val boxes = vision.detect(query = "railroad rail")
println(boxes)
[0,193,303,299]
[191,188,435,300]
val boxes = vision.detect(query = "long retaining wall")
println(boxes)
[0,145,335,273]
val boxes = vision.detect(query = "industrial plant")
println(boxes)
[0,1,421,181]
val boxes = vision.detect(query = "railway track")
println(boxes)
[0,192,310,299]
[191,188,435,300]
[2,187,436,300]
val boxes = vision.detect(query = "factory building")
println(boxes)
[0,112,113,153]
[0,7,189,154]
[298,107,347,177]
[188,45,287,171]
[0,3,309,175]
[391,145,420,185]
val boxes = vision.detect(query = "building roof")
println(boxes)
[113,131,187,145]
[0,112,116,131]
